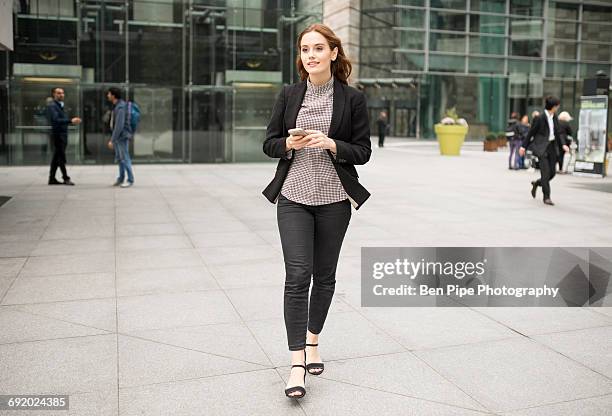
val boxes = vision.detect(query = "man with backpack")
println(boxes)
[106,87,135,187]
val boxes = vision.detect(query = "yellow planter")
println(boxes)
[434,124,469,156]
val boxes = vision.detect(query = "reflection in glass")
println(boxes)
[583,5,612,23]
[399,9,425,29]
[430,33,466,53]
[469,35,504,55]
[549,1,578,20]
[430,0,466,10]
[547,20,578,40]
[430,11,466,32]
[580,44,612,64]
[470,14,505,35]
[546,41,576,60]
[470,0,505,13]
[510,0,543,17]
[398,30,425,51]
[429,54,465,72]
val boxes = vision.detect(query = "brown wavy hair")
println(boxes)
[296,24,352,84]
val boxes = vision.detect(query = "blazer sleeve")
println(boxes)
[263,86,292,160]
[522,116,539,149]
[334,91,372,165]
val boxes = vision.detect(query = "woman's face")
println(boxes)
[300,31,338,78]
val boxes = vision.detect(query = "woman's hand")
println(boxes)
[303,130,337,154]
[286,135,312,151]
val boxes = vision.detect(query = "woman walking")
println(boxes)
[262,23,372,399]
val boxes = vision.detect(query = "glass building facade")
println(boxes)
[359,0,612,139]
[0,0,323,165]
[1,0,610,165]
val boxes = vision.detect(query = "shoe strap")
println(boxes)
[306,343,318,347]
[291,364,306,370]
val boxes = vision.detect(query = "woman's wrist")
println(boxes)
[329,138,337,154]
[286,137,293,151]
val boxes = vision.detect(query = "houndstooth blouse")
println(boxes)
[280,76,348,205]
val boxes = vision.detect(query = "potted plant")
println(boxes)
[434,107,469,156]
[496,131,508,148]
[484,133,498,152]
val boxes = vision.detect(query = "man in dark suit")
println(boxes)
[519,96,569,206]
[47,87,81,185]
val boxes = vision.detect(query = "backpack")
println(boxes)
[505,122,519,141]
[127,101,141,135]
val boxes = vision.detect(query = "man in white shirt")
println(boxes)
[519,96,569,206]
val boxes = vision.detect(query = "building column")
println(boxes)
[323,0,361,84]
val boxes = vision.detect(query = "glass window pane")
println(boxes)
[399,9,425,28]
[510,18,543,39]
[546,61,577,78]
[510,0,543,17]
[547,20,578,40]
[397,0,425,6]
[583,5,612,23]
[547,41,577,60]
[511,40,542,57]
[549,1,578,20]
[581,43,612,63]
[431,0,466,10]
[430,33,466,53]
[429,54,465,72]
[398,30,426,50]
[470,0,505,13]
[430,11,466,31]
[469,35,505,55]
[581,63,611,78]
[470,14,506,34]
[397,53,425,71]
[582,23,612,43]
[468,57,505,73]
[508,59,542,74]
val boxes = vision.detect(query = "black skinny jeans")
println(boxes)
[277,194,351,351]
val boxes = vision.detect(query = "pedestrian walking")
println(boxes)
[519,96,569,205]
[377,111,388,147]
[106,87,135,187]
[506,112,522,170]
[47,87,81,185]
[557,111,574,174]
[262,23,371,399]
[518,115,530,169]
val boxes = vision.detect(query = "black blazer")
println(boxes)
[262,78,372,209]
[47,100,72,141]
[522,110,562,158]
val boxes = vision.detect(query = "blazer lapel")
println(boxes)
[285,80,307,130]
[328,78,345,139]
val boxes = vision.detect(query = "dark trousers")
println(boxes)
[378,132,385,147]
[49,137,69,181]
[277,194,351,351]
[534,142,557,200]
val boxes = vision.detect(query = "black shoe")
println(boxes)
[63,180,75,186]
[48,178,62,185]
[543,199,555,206]
[530,181,537,199]
[305,343,324,375]
[284,364,306,399]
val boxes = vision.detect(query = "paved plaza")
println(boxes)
[1,139,611,415]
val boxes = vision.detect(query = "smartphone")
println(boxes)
[288,128,309,137]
